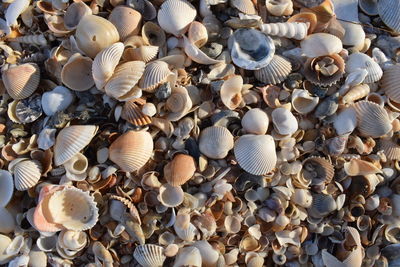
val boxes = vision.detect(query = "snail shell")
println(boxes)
[260,22,309,40]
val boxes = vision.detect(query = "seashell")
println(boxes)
[241,108,269,135]
[254,55,292,85]
[2,63,40,100]
[308,193,337,218]
[343,158,382,176]
[9,34,47,46]
[234,134,277,175]
[291,189,312,208]
[139,61,173,93]
[359,0,378,16]
[260,22,309,40]
[345,52,383,84]
[0,235,12,264]
[352,100,392,138]
[199,126,234,159]
[47,186,99,230]
[229,28,275,70]
[166,86,193,121]
[142,103,157,117]
[125,45,159,63]
[385,224,400,243]
[304,53,345,86]
[54,125,98,166]
[287,12,317,34]
[63,153,88,181]
[230,0,256,14]
[121,99,151,126]
[29,246,48,267]
[133,244,166,267]
[5,0,29,26]
[302,157,334,185]
[224,215,242,234]
[63,1,92,30]
[109,6,141,40]
[57,229,87,251]
[61,53,94,91]
[92,42,124,90]
[265,0,293,16]
[182,36,222,65]
[379,138,400,161]
[188,21,208,48]
[158,184,184,207]
[0,207,15,234]
[333,107,357,135]
[192,241,219,267]
[92,241,113,265]
[378,0,400,33]
[300,33,342,58]
[173,246,202,267]
[41,86,74,116]
[271,107,298,136]
[381,64,400,103]
[164,154,196,186]
[0,170,14,207]
[220,75,243,110]
[342,84,370,104]
[109,130,153,172]
[157,0,197,37]
[142,21,166,47]
[75,15,120,58]
[13,159,42,191]
[291,89,319,114]
[105,61,145,100]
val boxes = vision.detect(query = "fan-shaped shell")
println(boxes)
[173,246,202,267]
[291,89,319,114]
[308,193,337,218]
[13,159,42,191]
[164,154,196,186]
[158,184,184,207]
[61,53,94,91]
[139,61,173,93]
[109,6,142,40]
[265,0,293,16]
[271,108,298,136]
[345,52,382,84]
[124,45,159,63]
[75,15,120,58]
[260,22,308,40]
[109,131,153,172]
[166,86,193,121]
[378,0,400,33]
[220,75,243,110]
[142,21,166,47]
[230,0,256,14]
[287,12,317,34]
[64,1,92,30]
[92,42,124,90]
[54,125,98,166]
[241,108,269,135]
[302,157,334,185]
[379,138,400,161]
[0,170,14,207]
[199,126,234,159]
[333,107,357,135]
[381,64,400,103]
[121,99,151,126]
[300,33,342,58]
[2,63,40,100]
[352,100,392,138]
[188,21,208,48]
[133,244,166,267]
[254,55,292,85]
[304,53,345,86]
[41,86,74,116]
[157,0,197,37]
[234,134,277,175]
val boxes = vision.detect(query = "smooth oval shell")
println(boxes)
[139,61,172,93]
[291,89,319,114]
[0,207,15,234]
[300,33,342,58]
[188,21,208,48]
[381,64,400,103]
[378,0,400,33]
[61,53,94,91]
[192,241,219,267]
[158,184,184,207]
[109,6,142,40]
[109,131,153,172]
[234,134,277,175]
[220,75,243,110]
[64,1,92,30]
[0,170,13,207]
[2,63,40,100]
[271,108,298,136]
[254,55,292,85]
[133,244,166,267]
[199,126,234,159]
[342,84,370,104]
[333,107,357,135]
[242,108,269,135]
[345,52,383,84]
[41,86,74,116]
[164,154,196,186]
[13,159,42,191]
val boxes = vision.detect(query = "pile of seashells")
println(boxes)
[1,0,400,266]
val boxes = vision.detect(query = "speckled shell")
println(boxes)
[230,0,256,14]
[379,138,400,161]
[260,22,308,40]
[109,131,153,172]
[157,0,197,37]
[13,159,42,191]
[109,6,142,40]
[254,55,292,85]
[220,75,243,110]
[234,134,277,175]
[199,126,234,159]
[303,53,345,86]
[139,61,173,93]
[164,154,196,186]
[381,64,400,103]
[300,33,342,58]
[345,52,383,84]
[2,63,40,100]
[121,99,152,126]
[133,244,166,267]
[241,108,269,135]
[378,0,400,33]
[61,53,94,91]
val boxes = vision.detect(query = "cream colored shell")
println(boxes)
[241,108,269,135]
[13,159,42,191]
[300,33,342,58]
[381,64,400,103]
[260,22,308,40]
[139,61,173,93]
[199,126,234,159]
[133,244,166,267]
[157,0,196,37]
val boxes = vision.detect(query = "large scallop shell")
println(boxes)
[109,131,153,172]
[164,154,196,186]
[61,53,94,91]
[199,126,234,159]
[345,52,383,84]
[291,89,319,114]
[241,108,269,135]
[303,53,345,86]
[0,170,14,207]
[63,1,92,30]
[13,159,42,191]
[133,244,166,267]
[157,0,197,37]
[230,0,256,14]
[381,64,400,103]
[220,75,243,110]
[379,138,400,161]
[255,55,292,85]
[271,107,298,136]
[108,6,142,40]
[139,61,173,93]
[2,63,40,100]
[300,33,342,58]
[260,22,309,40]
[378,0,400,33]
[352,100,392,138]
[121,99,152,126]
[54,125,98,166]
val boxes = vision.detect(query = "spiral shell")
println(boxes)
[379,138,400,161]
[241,108,269,135]
[9,34,47,46]
[254,55,292,85]
[265,0,293,16]
[220,75,243,110]
[2,63,40,100]
[63,1,92,30]
[287,12,317,34]
[166,86,193,121]
[12,159,42,191]
[378,0,400,33]
[164,154,196,186]
[345,52,383,84]
[260,22,308,40]
[300,33,342,58]
[199,126,234,159]
[121,99,152,126]
[188,21,208,48]
[381,64,400,103]
[342,84,370,104]
[133,244,166,267]
[108,6,142,40]
[230,0,256,14]
[139,61,173,93]
[304,53,345,86]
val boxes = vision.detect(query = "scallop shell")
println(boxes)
[379,138,400,161]
[5,0,29,26]
[254,55,292,85]
[291,89,319,114]
[342,84,370,104]
[352,100,392,138]
[183,35,222,65]
[121,99,152,126]
[230,0,256,14]
[173,247,202,267]
[359,0,378,16]
[61,53,94,91]
[109,131,153,172]
[234,134,277,175]
[139,61,173,93]
[63,1,92,30]
[54,125,98,166]
[344,158,382,176]
[271,107,298,136]
[381,64,400,103]
[166,86,193,121]
[142,21,166,47]
[75,15,120,58]
[333,107,357,135]
[260,22,308,40]
[92,42,124,90]
[378,0,400,33]
[157,0,197,37]
[302,157,334,185]
[2,63,40,100]
[308,193,337,218]
[220,75,243,110]
[125,45,159,63]
[133,244,166,267]
[164,154,196,186]
[345,52,383,84]
[41,86,74,116]
[300,33,343,58]
[13,159,42,191]
[188,21,208,48]
[158,184,184,207]
[199,126,234,159]
[265,0,293,16]
[241,108,269,135]
[109,6,142,41]
[0,170,14,207]
[304,53,345,86]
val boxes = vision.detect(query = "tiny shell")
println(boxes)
[199,126,234,159]
[139,61,173,93]
[254,55,292,85]
[220,75,243,110]
[133,244,166,267]
[300,33,342,58]
[164,154,196,186]
[13,159,42,191]
[381,64,400,103]
[158,184,184,207]
[188,21,208,48]
[333,107,357,135]
[378,0,400,33]
[109,6,142,40]
[230,0,256,14]
[63,1,92,30]
[41,86,74,116]
[265,0,293,16]
[0,170,14,207]
[291,89,319,114]
[2,63,40,100]
[173,246,202,267]
[9,34,47,46]
[345,52,383,84]
[142,21,166,47]
[61,53,94,91]
[241,108,269,135]
[271,107,298,136]
[260,22,308,40]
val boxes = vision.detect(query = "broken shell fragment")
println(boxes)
[271,108,298,136]
[41,86,74,116]
[61,53,94,92]
[0,170,13,207]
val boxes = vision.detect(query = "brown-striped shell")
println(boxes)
[108,6,142,41]
[254,55,292,85]
[302,157,334,186]
[121,99,152,126]
[164,154,196,186]
[139,61,173,93]
[61,53,94,91]
[303,53,345,86]
[2,63,40,100]
[199,126,234,159]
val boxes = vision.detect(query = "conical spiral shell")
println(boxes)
[157,0,196,37]
[381,64,400,103]
[260,22,309,40]
[234,134,277,175]
[133,244,166,267]
[199,126,234,159]
[54,125,98,166]
[230,0,256,14]
[109,131,153,172]
[254,55,292,85]
[121,99,151,126]
[108,6,142,40]
[2,63,40,100]
[139,61,173,93]
[8,34,47,46]
[13,159,42,191]
[379,138,400,161]
[164,154,196,186]
[378,0,400,33]
[345,52,383,84]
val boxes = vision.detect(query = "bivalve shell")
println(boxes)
[308,193,337,218]
[381,64,400,103]
[230,0,256,14]
[302,157,334,185]
[300,33,342,58]
[265,0,293,16]
[41,86,74,116]
[378,0,400,33]
[61,53,94,91]
[142,21,166,47]
[220,75,243,110]
[173,246,202,267]
[199,126,234,159]
[183,35,222,65]
[64,1,92,30]
[166,86,193,121]
[333,107,357,135]
[241,108,269,135]
[133,244,166,267]
[345,52,383,84]
[139,61,173,93]
[164,154,196,186]
[291,89,319,114]
[108,6,142,40]
[271,107,298,136]
[254,55,292,85]
[2,63,40,100]
[359,0,379,16]
[158,184,184,207]
[0,170,13,207]
[188,21,208,48]
[304,53,345,86]
[121,99,152,126]
[379,138,400,161]
[13,159,42,191]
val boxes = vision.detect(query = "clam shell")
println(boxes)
[139,61,173,93]
[300,33,342,58]
[121,99,152,126]
[230,0,256,14]
[199,126,234,159]
[157,0,197,37]
[183,35,222,65]
[333,107,357,135]
[2,63,40,100]
[220,75,243,110]
[234,134,277,175]
[13,159,42,191]
[61,53,94,91]
[302,157,334,185]
[173,247,202,267]
[142,21,166,47]
[0,170,14,207]
[164,154,196,186]
[241,108,269,135]
[291,89,319,114]
[304,53,345,86]
[166,86,193,121]
[378,0,400,33]
[339,20,365,47]
[308,193,337,218]
[133,244,166,267]
[158,184,184,207]
[260,22,308,40]
[342,84,370,104]
[345,52,383,84]
[63,1,92,30]
[381,64,400,103]
[254,55,292,85]
[188,21,208,48]
[41,86,74,116]
[352,100,392,138]
[109,6,141,40]
[379,138,400,161]
[109,131,153,172]
[54,125,98,166]
[271,107,298,136]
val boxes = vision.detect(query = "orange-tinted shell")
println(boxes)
[2,63,40,99]
[164,154,196,186]
[121,99,152,126]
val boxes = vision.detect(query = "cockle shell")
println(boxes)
[0,170,13,207]
[381,64,400,103]
[54,125,98,166]
[173,246,202,267]
[61,53,94,91]
[230,0,256,14]
[220,75,243,110]
[41,86,74,116]
[75,15,120,58]
[241,108,269,135]
[5,0,29,26]
[164,154,196,186]
[265,0,293,16]
[271,107,298,136]
[109,6,142,40]
[63,1,92,30]
[378,0,400,33]
[121,99,151,126]
[308,193,337,218]
[304,53,345,86]
[158,184,184,207]
[199,126,234,159]
[300,33,342,58]
[142,21,166,47]
[333,107,357,135]
[345,52,383,84]
[234,134,277,175]
[343,158,382,176]
[188,21,208,48]
[352,100,392,138]
[342,84,370,104]
[379,138,400,161]
[133,244,166,267]
[260,22,309,40]
[125,45,159,63]
[139,61,173,93]
[109,131,153,172]
[12,159,42,191]
[254,55,292,85]
[2,63,40,100]
[157,0,197,37]
[291,89,319,114]
[166,86,193,121]
[183,36,221,65]
[302,157,334,185]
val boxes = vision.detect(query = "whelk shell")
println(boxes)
[291,89,319,114]
[377,0,400,33]
[304,53,345,86]
[199,126,234,159]
[63,1,91,30]
[12,159,42,191]
[230,0,256,14]
[287,12,317,34]
[300,33,342,58]
[108,6,142,40]
[133,244,166,267]
[164,153,196,186]
[271,107,298,136]
[381,64,400,103]
[41,86,74,116]
[345,52,383,84]
[254,55,292,85]
[265,0,293,16]
[260,22,309,40]
[188,21,208,48]
[158,184,184,207]
[139,61,173,93]
[0,170,13,207]
[2,63,40,100]
[61,53,94,92]
[241,108,269,135]
[220,75,243,110]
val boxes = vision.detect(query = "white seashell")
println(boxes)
[63,1,92,30]
[2,63,40,100]
[157,0,197,37]
[182,35,222,65]
[381,65,400,103]
[28,246,48,267]
[199,126,234,159]
[158,184,184,207]
[38,128,57,150]
[260,22,309,40]
[241,108,269,135]
[108,6,142,40]
[333,107,357,135]
[41,86,74,116]
[254,55,292,85]
[192,241,219,267]
[291,89,319,114]
[0,170,14,207]
[234,134,277,175]
[338,20,365,47]
[0,207,15,234]
[58,229,87,251]
[265,0,293,16]
[379,138,400,161]
[331,0,359,22]
[125,45,159,63]
[378,0,400,33]
[0,234,12,264]
[0,18,11,38]
[9,34,47,46]
[291,189,312,208]
[343,158,382,176]
[142,103,157,117]
[173,247,202,267]
[300,33,342,58]
[188,21,208,48]
[174,220,197,241]
[345,52,383,84]
[13,159,42,191]
[230,0,256,14]
[5,0,29,26]
[63,153,88,181]
[271,107,298,136]
[139,61,173,93]
[133,244,166,267]
[220,75,243,110]
[6,235,24,256]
